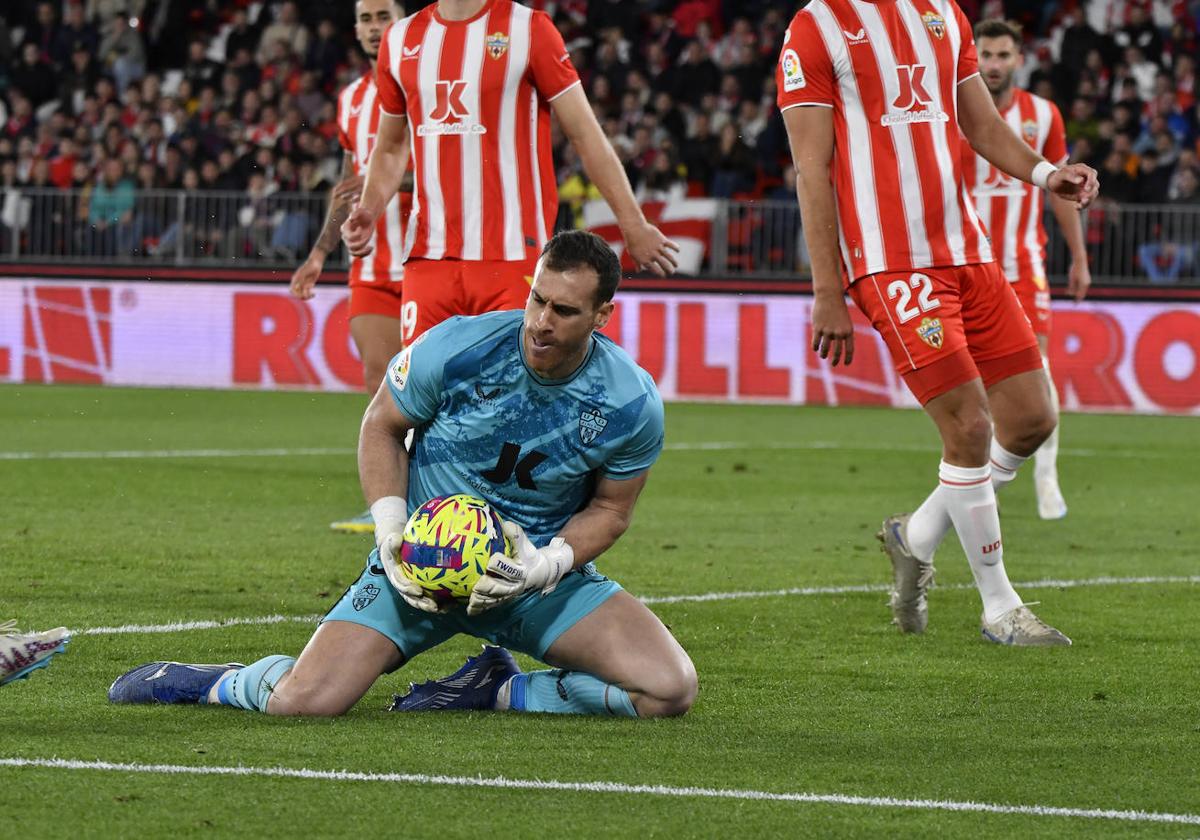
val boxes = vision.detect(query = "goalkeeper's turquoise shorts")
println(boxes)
[321,548,622,669]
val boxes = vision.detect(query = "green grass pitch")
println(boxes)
[1,385,1197,838]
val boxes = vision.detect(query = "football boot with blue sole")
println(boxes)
[108,661,243,704]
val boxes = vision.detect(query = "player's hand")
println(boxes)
[342,203,378,258]
[378,532,442,614]
[622,221,680,277]
[1048,164,1099,210]
[1067,257,1092,302]
[466,522,573,616]
[811,292,855,367]
[331,174,365,204]
[288,255,323,300]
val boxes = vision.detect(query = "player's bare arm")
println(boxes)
[468,471,650,616]
[289,153,363,300]
[358,378,413,515]
[357,377,446,612]
[958,76,1099,209]
[556,471,649,566]
[551,85,680,277]
[1048,191,1092,302]
[784,105,854,367]
[342,112,410,257]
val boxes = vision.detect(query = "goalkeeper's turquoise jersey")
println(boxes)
[386,309,664,546]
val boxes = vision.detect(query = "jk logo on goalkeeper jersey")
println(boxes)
[579,407,608,445]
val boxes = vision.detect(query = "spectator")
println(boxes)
[305,18,345,87]
[24,2,60,62]
[681,111,720,189]
[87,157,135,255]
[673,41,721,107]
[97,13,146,94]
[13,43,59,108]
[257,2,310,68]
[710,123,756,198]
[223,10,260,64]
[52,3,99,69]
[182,39,221,90]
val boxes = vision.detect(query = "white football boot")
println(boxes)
[878,514,935,634]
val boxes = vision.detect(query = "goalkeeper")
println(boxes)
[108,231,697,719]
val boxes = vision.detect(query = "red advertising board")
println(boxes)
[1,279,1196,414]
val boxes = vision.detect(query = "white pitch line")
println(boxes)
[0,447,355,461]
[639,575,1200,605]
[0,758,1195,826]
[80,613,322,636]
[0,442,1183,461]
[74,575,1200,636]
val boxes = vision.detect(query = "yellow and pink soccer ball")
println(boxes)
[399,494,513,606]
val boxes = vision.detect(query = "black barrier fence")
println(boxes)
[2,187,1198,285]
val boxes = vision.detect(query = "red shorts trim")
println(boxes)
[401,257,537,343]
[849,262,1038,403]
[1010,272,1051,337]
[348,281,404,319]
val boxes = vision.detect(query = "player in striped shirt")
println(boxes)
[959,19,1092,520]
[341,0,679,345]
[289,0,412,536]
[290,0,409,395]
[777,0,1097,645]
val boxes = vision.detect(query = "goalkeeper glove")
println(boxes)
[467,521,574,616]
[371,496,441,614]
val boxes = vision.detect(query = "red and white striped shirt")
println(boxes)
[337,72,407,284]
[776,0,993,285]
[376,0,580,263]
[960,88,1067,282]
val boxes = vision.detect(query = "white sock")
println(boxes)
[1034,358,1060,483]
[938,461,1022,623]
[906,483,952,563]
[989,439,1028,493]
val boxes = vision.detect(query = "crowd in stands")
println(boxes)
[0,0,1198,272]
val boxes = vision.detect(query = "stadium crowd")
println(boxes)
[0,0,1198,263]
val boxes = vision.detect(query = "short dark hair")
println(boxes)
[539,230,622,305]
[974,18,1022,45]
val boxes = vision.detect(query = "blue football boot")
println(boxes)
[389,646,521,711]
[108,661,243,704]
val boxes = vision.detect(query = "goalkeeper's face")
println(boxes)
[522,265,614,380]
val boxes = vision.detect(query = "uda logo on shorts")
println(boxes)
[917,317,944,350]
[352,583,381,611]
[579,406,608,445]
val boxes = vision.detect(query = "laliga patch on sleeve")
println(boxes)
[391,346,413,391]
[781,48,806,91]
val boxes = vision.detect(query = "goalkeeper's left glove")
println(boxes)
[466,521,574,616]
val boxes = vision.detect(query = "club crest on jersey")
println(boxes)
[579,406,608,445]
[486,32,509,59]
[917,317,944,350]
[352,583,381,611]
[781,48,805,92]
[922,11,946,39]
[391,347,412,391]
[1022,118,1038,142]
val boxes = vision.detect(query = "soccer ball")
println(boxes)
[399,494,512,606]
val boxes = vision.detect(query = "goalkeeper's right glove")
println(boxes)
[371,496,441,614]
